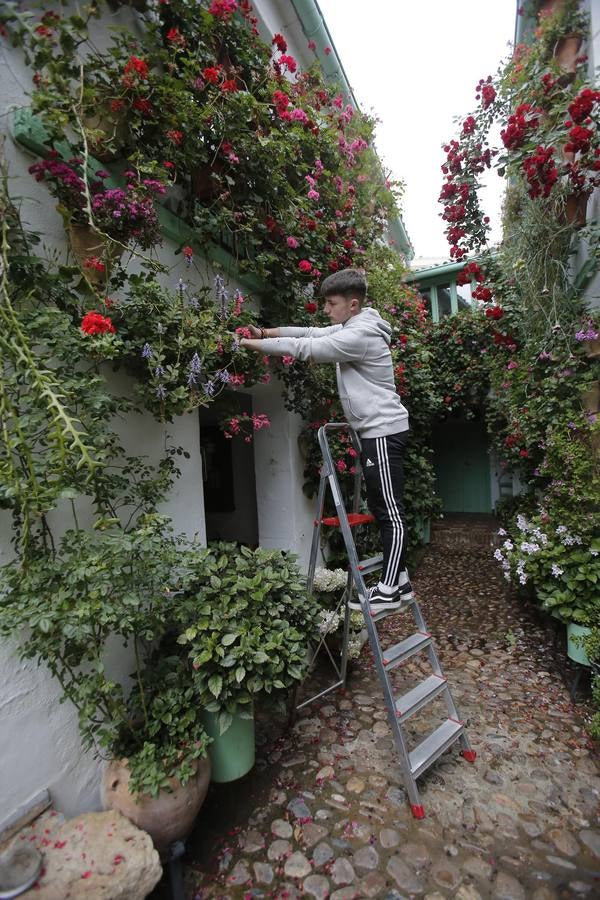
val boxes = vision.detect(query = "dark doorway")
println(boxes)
[199,392,259,546]
[432,418,492,514]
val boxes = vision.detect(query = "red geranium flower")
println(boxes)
[272,33,287,53]
[203,66,222,84]
[298,259,312,273]
[81,311,116,335]
[166,130,184,145]
[305,302,317,313]
[221,79,238,92]
[208,0,237,20]
[132,98,152,116]
[123,56,149,80]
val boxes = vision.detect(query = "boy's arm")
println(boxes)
[242,327,365,364]
[251,324,342,339]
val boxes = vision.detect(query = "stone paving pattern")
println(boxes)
[184,546,599,899]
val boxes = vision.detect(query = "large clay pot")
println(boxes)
[554,33,583,73]
[101,756,211,857]
[68,223,123,284]
[564,192,589,228]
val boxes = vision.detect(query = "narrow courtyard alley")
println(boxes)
[175,541,599,900]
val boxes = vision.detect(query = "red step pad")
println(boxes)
[319,513,375,527]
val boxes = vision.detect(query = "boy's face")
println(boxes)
[323,294,360,324]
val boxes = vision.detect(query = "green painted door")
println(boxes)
[432,420,492,513]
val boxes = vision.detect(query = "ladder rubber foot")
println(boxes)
[461,749,477,763]
[410,804,425,819]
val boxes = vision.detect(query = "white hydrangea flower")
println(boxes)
[551,564,563,577]
[312,567,347,592]
[493,548,504,561]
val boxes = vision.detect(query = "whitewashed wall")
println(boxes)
[0,0,316,828]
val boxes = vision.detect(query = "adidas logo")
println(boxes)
[365,458,375,467]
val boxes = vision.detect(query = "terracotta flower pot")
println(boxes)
[83,108,128,162]
[554,33,583,73]
[564,192,589,228]
[192,161,224,201]
[68,223,123,284]
[101,756,211,857]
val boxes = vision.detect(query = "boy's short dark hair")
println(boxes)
[320,268,367,304]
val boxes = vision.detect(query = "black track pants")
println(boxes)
[360,431,409,587]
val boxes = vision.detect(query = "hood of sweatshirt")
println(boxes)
[345,307,392,345]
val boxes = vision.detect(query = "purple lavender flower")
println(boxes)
[575,327,599,342]
[189,296,200,309]
[218,370,230,383]
[156,384,167,400]
[142,343,153,358]
[203,381,215,397]
[187,371,198,386]
[154,365,165,377]
[190,352,202,374]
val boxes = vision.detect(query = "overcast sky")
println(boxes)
[317,0,517,262]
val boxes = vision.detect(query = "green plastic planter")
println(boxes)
[566,623,591,666]
[201,707,255,783]
[415,517,431,545]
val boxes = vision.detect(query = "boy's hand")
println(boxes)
[239,337,263,352]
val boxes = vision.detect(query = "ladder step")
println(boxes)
[370,595,417,622]
[395,674,447,722]
[320,513,375,527]
[383,632,432,670]
[357,554,383,574]
[409,718,464,779]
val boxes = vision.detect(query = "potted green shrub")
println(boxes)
[0,515,212,856]
[175,543,320,783]
[493,513,600,665]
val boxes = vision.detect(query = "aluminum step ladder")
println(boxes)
[303,422,476,819]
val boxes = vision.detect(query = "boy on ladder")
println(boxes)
[240,268,413,615]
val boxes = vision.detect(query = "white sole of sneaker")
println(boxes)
[369,599,403,613]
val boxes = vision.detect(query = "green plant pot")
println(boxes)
[566,623,591,666]
[201,707,255,783]
[415,517,431,545]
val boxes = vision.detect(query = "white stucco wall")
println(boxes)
[0,0,318,828]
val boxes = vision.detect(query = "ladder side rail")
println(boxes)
[306,471,328,591]
[411,601,473,753]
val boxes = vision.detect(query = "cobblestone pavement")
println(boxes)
[180,546,599,900]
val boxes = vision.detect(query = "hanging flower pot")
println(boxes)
[191,160,224,201]
[101,756,211,857]
[68,223,123,284]
[83,107,128,162]
[554,33,583,74]
[564,191,589,228]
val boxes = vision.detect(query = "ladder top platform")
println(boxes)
[320,513,375,527]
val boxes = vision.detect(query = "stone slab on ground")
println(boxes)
[9,809,161,899]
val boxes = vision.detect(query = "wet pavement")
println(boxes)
[169,544,599,899]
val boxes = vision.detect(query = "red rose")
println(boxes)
[305,301,317,313]
[298,259,312,273]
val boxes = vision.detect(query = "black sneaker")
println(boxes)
[349,581,414,614]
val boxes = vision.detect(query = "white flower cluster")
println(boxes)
[312,567,348,593]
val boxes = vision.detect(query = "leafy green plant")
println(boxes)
[0,514,211,795]
[176,543,320,734]
[494,511,600,624]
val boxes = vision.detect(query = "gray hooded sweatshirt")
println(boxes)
[259,307,409,438]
